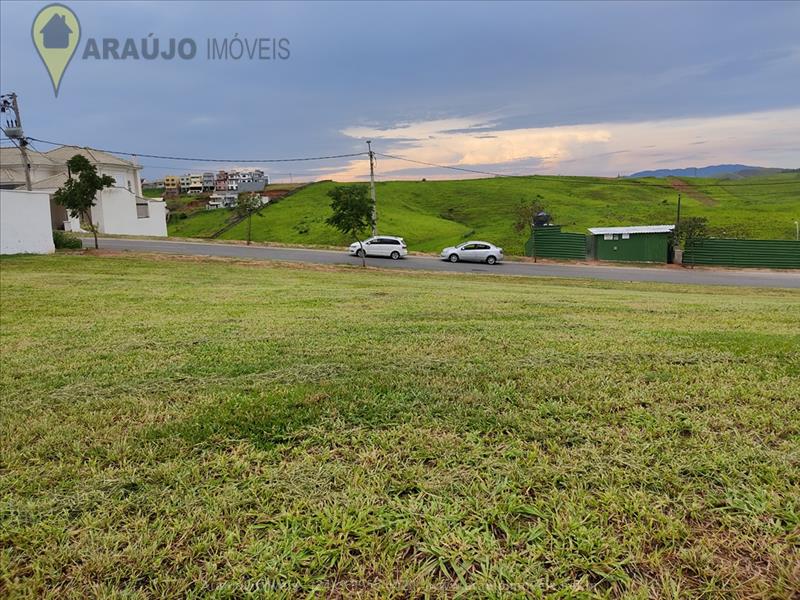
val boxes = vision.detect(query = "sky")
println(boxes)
[1,0,798,182]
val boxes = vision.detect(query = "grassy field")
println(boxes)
[167,173,800,254]
[167,208,235,238]
[1,254,799,597]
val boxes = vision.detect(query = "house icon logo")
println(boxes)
[31,4,81,96]
[41,13,73,49]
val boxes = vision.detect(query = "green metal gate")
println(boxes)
[525,226,587,260]
[684,238,800,269]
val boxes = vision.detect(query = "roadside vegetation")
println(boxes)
[51,230,82,249]
[1,253,798,597]
[166,173,800,254]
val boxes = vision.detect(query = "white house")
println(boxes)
[0,145,167,238]
[207,191,239,209]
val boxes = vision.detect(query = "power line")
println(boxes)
[27,137,368,164]
[375,151,799,188]
[9,135,797,189]
[24,138,55,162]
[375,151,520,178]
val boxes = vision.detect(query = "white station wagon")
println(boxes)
[349,236,408,259]
[440,241,504,264]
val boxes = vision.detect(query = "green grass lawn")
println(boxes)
[168,173,800,254]
[169,208,237,238]
[1,254,798,597]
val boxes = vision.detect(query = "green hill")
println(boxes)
[168,173,800,255]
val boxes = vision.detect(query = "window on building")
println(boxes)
[136,202,150,219]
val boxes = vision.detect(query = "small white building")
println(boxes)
[0,145,167,238]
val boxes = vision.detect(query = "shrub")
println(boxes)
[53,230,82,249]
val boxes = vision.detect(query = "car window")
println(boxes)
[380,238,400,245]
[474,244,489,250]
[462,244,476,250]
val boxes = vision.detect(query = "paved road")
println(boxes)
[85,237,800,289]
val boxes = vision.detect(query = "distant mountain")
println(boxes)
[627,164,785,179]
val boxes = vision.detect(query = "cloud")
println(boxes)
[324,107,800,180]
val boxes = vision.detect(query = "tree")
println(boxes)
[52,154,114,249]
[326,184,372,267]
[234,192,263,245]
[674,216,709,248]
[513,198,547,234]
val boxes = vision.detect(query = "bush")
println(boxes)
[53,230,82,249]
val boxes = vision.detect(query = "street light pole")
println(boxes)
[795,220,799,241]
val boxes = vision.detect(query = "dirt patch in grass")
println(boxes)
[669,177,718,206]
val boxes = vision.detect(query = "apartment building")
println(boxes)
[188,174,204,194]
[215,170,228,191]
[237,168,265,183]
[222,168,268,191]
[164,175,180,191]
[202,172,215,192]
[163,169,269,194]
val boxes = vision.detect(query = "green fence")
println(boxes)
[525,226,587,260]
[684,238,800,269]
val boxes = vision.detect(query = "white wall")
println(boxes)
[91,188,167,237]
[0,189,55,255]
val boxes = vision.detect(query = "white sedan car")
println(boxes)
[349,236,408,259]
[441,241,504,264]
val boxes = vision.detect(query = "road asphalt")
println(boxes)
[82,237,800,289]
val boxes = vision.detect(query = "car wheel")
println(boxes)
[486,255,497,265]
[356,249,366,258]
[448,253,459,263]
[390,251,400,260]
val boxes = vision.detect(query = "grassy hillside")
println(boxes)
[168,173,800,254]
[2,253,798,596]
[141,188,164,198]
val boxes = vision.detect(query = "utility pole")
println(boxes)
[795,221,799,241]
[1,93,32,191]
[673,192,682,265]
[367,140,377,236]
